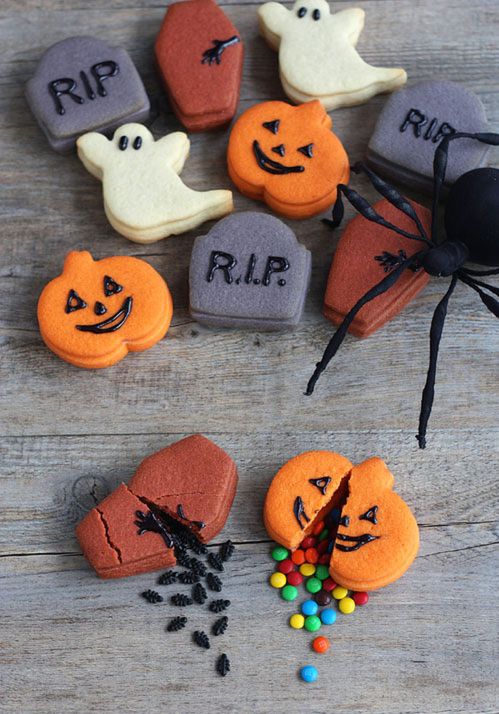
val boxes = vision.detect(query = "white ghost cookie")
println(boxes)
[259,0,407,110]
[77,123,233,243]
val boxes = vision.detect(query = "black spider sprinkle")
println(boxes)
[219,540,235,561]
[189,539,208,555]
[189,558,207,577]
[158,570,177,585]
[142,589,163,604]
[167,616,187,632]
[212,616,228,636]
[209,599,231,613]
[193,583,207,604]
[171,593,193,607]
[178,571,200,585]
[208,553,224,572]
[206,572,223,592]
[193,630,210,649]
[175,550,192,569]
[216,653,230,677]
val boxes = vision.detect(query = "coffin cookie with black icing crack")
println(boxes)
[26,36,150,153]
[155,0,244,132]
[189,212,311,330]
[366,80,491,194]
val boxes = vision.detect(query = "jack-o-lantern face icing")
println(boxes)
[227,100,349,219]
[37,251,173,369]
[264,452,419,590]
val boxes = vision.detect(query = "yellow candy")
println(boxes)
[339,596,356,614]
[270,572,287,588]
[289,614,305,629]
[332,586,348,600]
[300,563,316,577]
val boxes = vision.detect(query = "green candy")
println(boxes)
[271,546,289,562]
[304,615,321,632]
[305,577,322,594]
[281,585,298,601]
[315,565,329,581]
[318,528,329,541]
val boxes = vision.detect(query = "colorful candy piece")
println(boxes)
[287,571,304,587]
[278,559,295,575]
[259,1,406,110]
[332,586,348,600]
[281,584,299,601]
[352,591,369,606]
[300,563,316,577]
[301,600,319,617]
[367,80,491,194]
[272,546,290,561]
[289,614,305,629]
[26,36,150,153]
[314,590,331,607]
[270,572,287,588]
[155,0,243,131]
[339,597,356,614]
[227,100,349,219]
[322,577,336,592]
[312,636,330,654]
[304,615,321,632]
[305,577,322,594]
[189,212,311,330]
[315,565,329,581]
[77,124,233,243]
[319,608,336,625]
[300,665,318,683]
[37,251,172,369]
[323,198,431,338]
[291,549,306,565]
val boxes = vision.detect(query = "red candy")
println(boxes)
[278,559,295,575]
[312,636,330,654]
[318,554,330,564]
[286,571,304,586]
[352,591,369,606]
[301,536,317,549]
[317,540,329,554]
[305,547,319,564]
[291,549,305,565]
[312,520,325,536]
[322,578,336,592]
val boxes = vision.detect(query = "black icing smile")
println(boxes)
[335,532,379,552]
[76,296,133,333]
[253,140,304,175]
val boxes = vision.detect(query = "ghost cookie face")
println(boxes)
[366,81,491,194]
[258,1,407,111]
[26,36,150,153]
[155,0,243,131]
[37,251,173,369]
[77,123,233,243]
[264,451,419,590]
[189,212,311,330]
[227,101,349,219]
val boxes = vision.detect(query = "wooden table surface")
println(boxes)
[1,1,498,712]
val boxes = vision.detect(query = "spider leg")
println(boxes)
[462,267,499,277]
[351,162,430,244]
[459,273,499,317]
[416,274,458,449]
[323,183,428,243]
[306,255,421,396]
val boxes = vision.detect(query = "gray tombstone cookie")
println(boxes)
[26,36,150,153]
[366,81,490,194]
[189,212,311,330]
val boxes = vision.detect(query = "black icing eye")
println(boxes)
[298,143,314,158]
[65,289,87,314]
[313,9,321,20]
[272,144,286,157]
[359,506,378,524]
[103,275,123,297]
[118,136,128,151]
[297,7,307,17]
[133,136,142,150]
[262,120,280,134]
[94,301,107,315]
[339,515,350,527]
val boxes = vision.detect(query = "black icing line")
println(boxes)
[76,296,132,333]
[252,140,304,175]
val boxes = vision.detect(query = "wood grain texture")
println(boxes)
[0,0,498,712]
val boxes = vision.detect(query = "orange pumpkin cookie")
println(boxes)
[37,251,173,369]
[263,450,353,550]
[329,457,419,591]
[227,100,349,219]
[264,451,419,590]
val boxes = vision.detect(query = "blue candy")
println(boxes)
[300,665,318,683]
[320,608,337,625]
[301,599,318,617]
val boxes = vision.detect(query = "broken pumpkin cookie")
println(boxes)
[264,451,418,589]
[76,435,238,578]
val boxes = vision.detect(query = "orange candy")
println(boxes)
[312,520,325,536]
[227,100,349,219]
[291,549,306,565]
[305,547,319,564]
[312,636,330,654]
[37,251,173,369]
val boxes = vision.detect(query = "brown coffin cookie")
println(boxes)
[154,0,243,131]
[75,483,175,579]
[323,199,431,337]
[129,434,238,543]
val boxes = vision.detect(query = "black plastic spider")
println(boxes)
[201,36,240,65]
[306,131,499,448]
